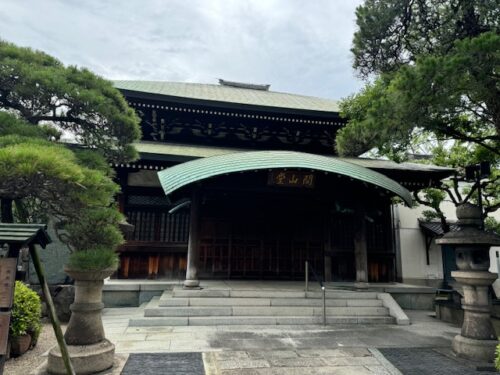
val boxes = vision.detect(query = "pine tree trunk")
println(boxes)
[1,198,14,223]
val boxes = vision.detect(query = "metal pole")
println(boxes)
[305,261,309,292]
[476,169,484,230]
[29,246,75,375]
[496,251,500,278]
[322,286,326,326]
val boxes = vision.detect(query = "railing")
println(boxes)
[304,260,326,326]
[125,209,189,243]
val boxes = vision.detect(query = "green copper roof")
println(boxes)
[113,81,339,113]
[157,150,413,205]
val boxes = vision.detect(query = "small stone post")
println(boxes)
[436,203,500,362]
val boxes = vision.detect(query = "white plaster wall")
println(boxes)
[396,200,500,285]
[397,204,445,284]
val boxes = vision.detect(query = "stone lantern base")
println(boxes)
[452,335,497,363]
[47,340,115,375]
[47,267,116,374]
[451,270,498,362]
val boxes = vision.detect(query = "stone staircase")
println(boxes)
[129,286,409,327]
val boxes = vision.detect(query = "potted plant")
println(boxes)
[47,205,126,374]
[9,281,42,357]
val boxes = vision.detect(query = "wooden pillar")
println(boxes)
[115,169,128,214]
[184,188,201,288]
[0,198,13,223]
[354,207,369,286]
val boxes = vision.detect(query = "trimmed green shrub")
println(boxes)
[9,281,42,342]
[495,343,500,371]
[67,247,119,271]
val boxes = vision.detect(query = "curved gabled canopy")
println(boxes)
[157,150,413,205]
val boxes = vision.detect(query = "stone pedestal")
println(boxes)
[47,267,116,374]
[436,203,500,363]
[451,270,497,361]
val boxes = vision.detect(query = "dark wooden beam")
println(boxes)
[354,207,369,284]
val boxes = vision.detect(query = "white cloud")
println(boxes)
[0,0,364,99]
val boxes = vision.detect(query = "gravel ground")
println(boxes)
[4,321,65,375]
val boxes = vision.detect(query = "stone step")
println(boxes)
[271,298,383,307]
[158,296,383,308]
[144,306,389,317]
[229,290,306,298]
[172,288,231,298]
[171,288,378,300]
[129,315,395,327]
[159,297,272,307]
[306,291,379,299]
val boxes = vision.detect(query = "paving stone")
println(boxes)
[220,367,346,375]
[220,365,380,375]
[357,316,395,324]
[106,333,147,341]
[276,316,321,325]
[313,307,389,316]
[365,365,392,375]
[246,350,298,359]
[125,326,174,333]
[322,356,380,366]
[115,340,171,353]
[214,351,250,360]
[268,357,328,367]
[168,339,212,352]
[189,316,277,325]
[121,352,204,375]
[326,317,359,324]
[296,348,372,357]
[129,317,188,326]
[218,359,271,370]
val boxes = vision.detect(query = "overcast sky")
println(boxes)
[0,0,364,100]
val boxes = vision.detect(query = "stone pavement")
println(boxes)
[203,348,399,374]
[97,307,494,374]
[102,308,458,354]
[379,348,490,375]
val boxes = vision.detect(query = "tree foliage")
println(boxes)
[0,121,124,251]
[352,0,499,77]
[337,32,500,157]
[340,0,500,231]
[0,40,141,162]
[0,41,135,263]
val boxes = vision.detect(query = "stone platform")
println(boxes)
[109,281,410,327]
[103,279,436,310]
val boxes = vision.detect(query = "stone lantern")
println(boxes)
[436,203,500,362]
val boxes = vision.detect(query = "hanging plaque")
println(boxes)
[268,170,315,188]
[0,258,16,309]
